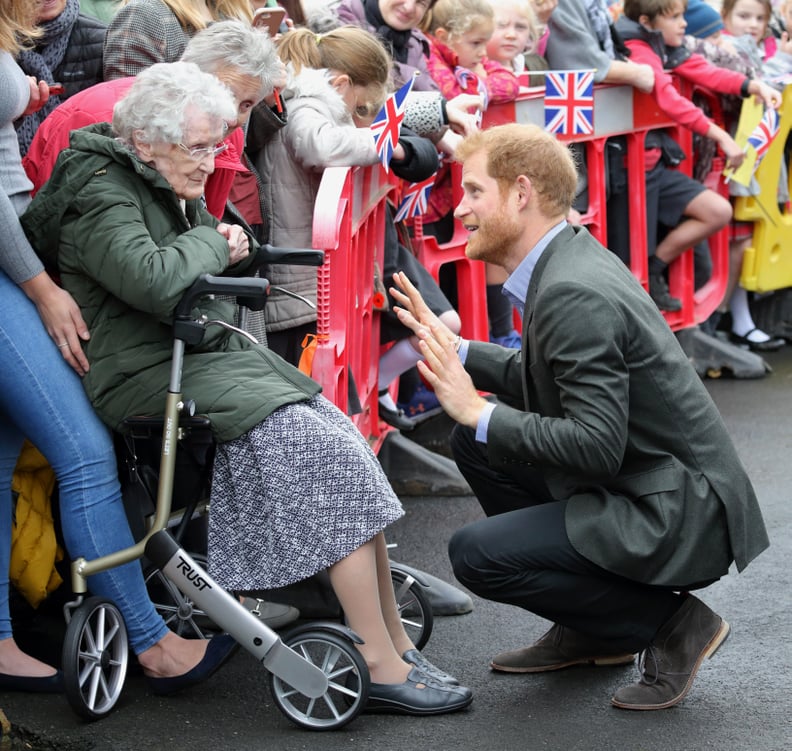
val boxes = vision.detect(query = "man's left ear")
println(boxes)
[515,175,531,209]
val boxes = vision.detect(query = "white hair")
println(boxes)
[113,62,237,147]
[180,19,279,96]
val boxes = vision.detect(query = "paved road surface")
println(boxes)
[2,347,791,751]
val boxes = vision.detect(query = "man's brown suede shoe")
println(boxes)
[490,624,635,673]
[611,594,730,711]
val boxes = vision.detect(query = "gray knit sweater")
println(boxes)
[0,52,43,283]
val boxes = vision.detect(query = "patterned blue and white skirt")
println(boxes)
[207,395,404,590]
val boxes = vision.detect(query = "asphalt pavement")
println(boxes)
[2,345,791,751]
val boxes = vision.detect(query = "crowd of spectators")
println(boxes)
[25,0,790,362]
[1,0,787,718]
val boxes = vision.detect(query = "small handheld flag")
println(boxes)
[371,75,416,170]
[454,65,476,90]
[746,106,780,167]
[454,66,488,125]
[393,173,437,222]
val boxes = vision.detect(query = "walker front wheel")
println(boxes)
[62,597,129,721]
[270,630,369,730]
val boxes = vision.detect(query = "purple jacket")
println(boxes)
[335,0,439,91]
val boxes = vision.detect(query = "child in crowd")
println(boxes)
[684,0,751,69]
[722,0,779,60]
[685,0,727,42]
[722,0,792,77]
[251,25,461,428]
[422,0,522,347]
[423,0,520,119]
[485,0,549,83]
[683,0,753,185]
[614,0,782,333]
[709,0,790,349]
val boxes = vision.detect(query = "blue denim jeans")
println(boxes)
[0,270,167,653]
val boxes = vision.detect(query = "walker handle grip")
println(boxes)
[174,274,270,319]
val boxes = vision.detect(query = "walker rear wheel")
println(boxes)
[270,630,369,730]
[391,566,433,650]
[62,597,129,721]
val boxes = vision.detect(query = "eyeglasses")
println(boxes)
[176,142,229,161]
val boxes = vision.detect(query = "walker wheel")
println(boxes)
[62,597,129,721]
[270,630,369,730]
[391,566,433,650]
[144,553,217,638]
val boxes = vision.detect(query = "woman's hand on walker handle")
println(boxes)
[217,223,250,266]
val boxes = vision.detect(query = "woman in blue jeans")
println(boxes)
[0,0,235,694]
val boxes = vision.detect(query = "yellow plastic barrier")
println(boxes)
[734,84,792,293]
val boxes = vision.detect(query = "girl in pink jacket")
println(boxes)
[423,0,522,347]
[423,0,519,228]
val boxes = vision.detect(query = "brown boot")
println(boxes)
[611,595,730,711]
[490,624,635,673]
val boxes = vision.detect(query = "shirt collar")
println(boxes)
[502,220,567,316]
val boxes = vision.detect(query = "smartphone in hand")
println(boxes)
[253,7,287,36]
[47,82,65,95]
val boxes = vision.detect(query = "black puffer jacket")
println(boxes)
[613,15,691,71]
[56,14,106,98]
[15,13,106,156]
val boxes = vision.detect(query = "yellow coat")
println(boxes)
[10,441,63,607]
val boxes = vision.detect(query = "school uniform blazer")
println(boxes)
[463,224,769,588]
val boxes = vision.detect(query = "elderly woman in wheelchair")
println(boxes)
[22,61,471,720]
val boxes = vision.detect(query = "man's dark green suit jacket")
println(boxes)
[464,225,768,588]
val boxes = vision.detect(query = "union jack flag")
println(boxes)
[371,75,416,171]
[393,173,437,222]
[454,66,488,124]
[747,106,780,166]
[454,65,476,90]
[544,70,594,136]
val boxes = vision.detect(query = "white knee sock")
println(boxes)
[378,338,421,392]
[729,286,769,341]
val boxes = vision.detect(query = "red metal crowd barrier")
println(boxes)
[483,82,730,331]
[311,164,399,451]
[309,80,734,446]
